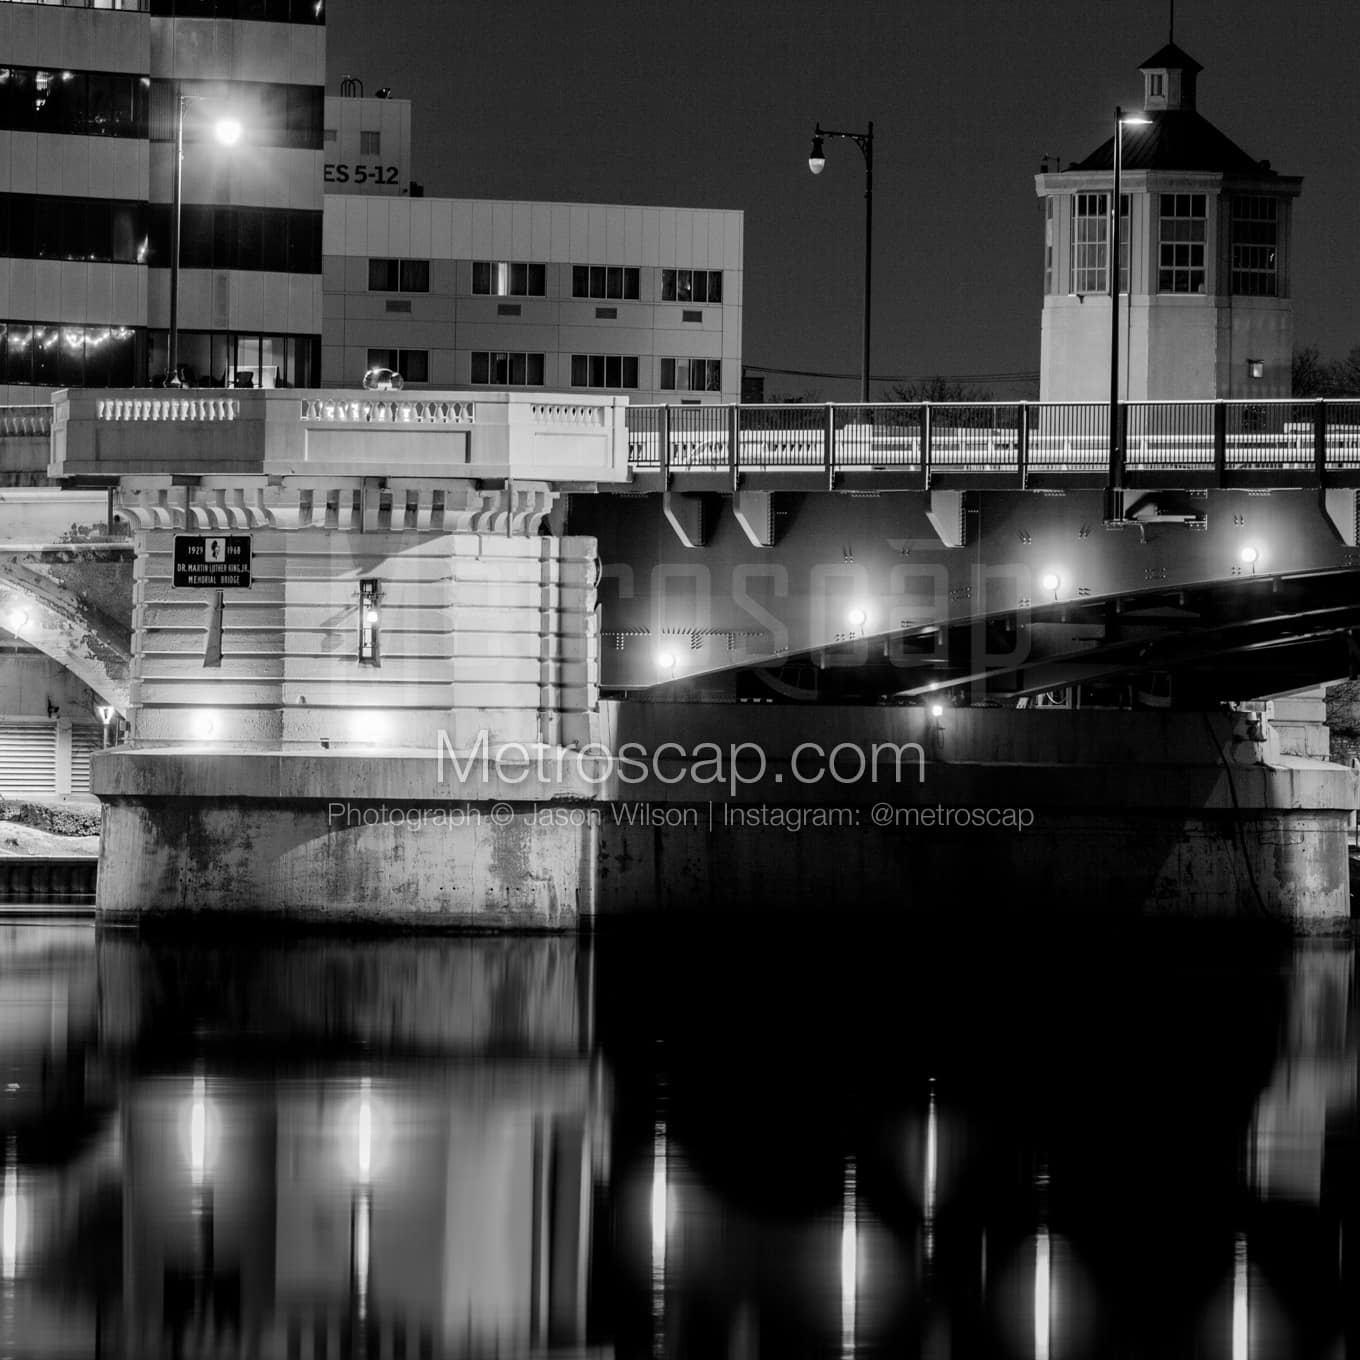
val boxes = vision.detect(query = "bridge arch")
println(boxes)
[0,565,130,713]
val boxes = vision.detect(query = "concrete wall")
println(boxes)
[322,94,412,195]
[591,703,1358,922]
[125,524,598,751]
[95,508,605,925]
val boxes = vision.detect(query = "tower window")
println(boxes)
[1070,193,1129,295]
[1158,193,1207,293]
[1043,199,1054,294]
[1231,196,1279,297]
[1149,73,1165,97]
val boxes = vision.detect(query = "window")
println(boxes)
[1071,194,1129,294]
[472,261,546,296]
[1231,196,1278,297]
[143,204,320,273]
[1043,198,1053,294]
[470,351,545,386]
[0,192,148,264]
[1149,73,1165,97]
[359,130,380,155]
[323,128,336,144]
[366,348,428,382]
[0,320,138,387]
[145,330,318,387]
[367,258,429,292]
[660,358,722,393]
[0,0,149,10]
[569,354,639,389]
[0,65,148,139]
[147,0,324,22]
[662,269,723,303]
[571,265,640,300]
[1158,193,1207,293]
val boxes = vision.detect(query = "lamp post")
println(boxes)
[167,95,242,387]
[808,121,874,404]
[1106,106,1149,521]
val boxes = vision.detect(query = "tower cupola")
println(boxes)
[1140,41,1202,111]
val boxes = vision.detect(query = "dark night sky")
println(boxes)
[326,0,1360,400]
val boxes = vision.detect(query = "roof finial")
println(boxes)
[1169,0,1174,42]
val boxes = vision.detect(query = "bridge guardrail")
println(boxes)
[10,396,1360,484]
[625,399,1360,480]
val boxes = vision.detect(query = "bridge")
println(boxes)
[1,387,1357,925]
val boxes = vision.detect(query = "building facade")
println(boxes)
[320,195,743,403]
[322,87,412,196]
[0,0,325,404]
[1036,43,1301,401]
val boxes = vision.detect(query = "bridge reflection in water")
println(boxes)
[0,922,1355,1358]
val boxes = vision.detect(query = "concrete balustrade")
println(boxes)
[50,388,631,483]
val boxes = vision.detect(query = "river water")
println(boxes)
[0,921,1355,1358]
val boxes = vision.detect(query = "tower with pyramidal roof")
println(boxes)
[1035,41,1302,400]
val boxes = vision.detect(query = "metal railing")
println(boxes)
[626,399,1360,479]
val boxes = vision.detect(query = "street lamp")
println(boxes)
[1106,106,1149,522]
[808,121,874,403]
[167,95,243,387]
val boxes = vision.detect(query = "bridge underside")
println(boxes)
[719,569,1360,705]
[569,485,1360,705]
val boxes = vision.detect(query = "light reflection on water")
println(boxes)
[0,923,1355,1358]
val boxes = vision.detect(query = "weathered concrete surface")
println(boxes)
[592,704,1360,924]
[92,707,1359,928]
[93,749,600,927]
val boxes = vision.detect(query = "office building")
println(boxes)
[0,0,325,404]
[320,194,743,402]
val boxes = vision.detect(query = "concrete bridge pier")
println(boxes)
[93,476,604,928]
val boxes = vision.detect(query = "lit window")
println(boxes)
[472,261,546,296]
[661,269,723,304]
[1231,196,1278,297]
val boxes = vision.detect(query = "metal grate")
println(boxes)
[0,723,57,795]
[69,725,103,796]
